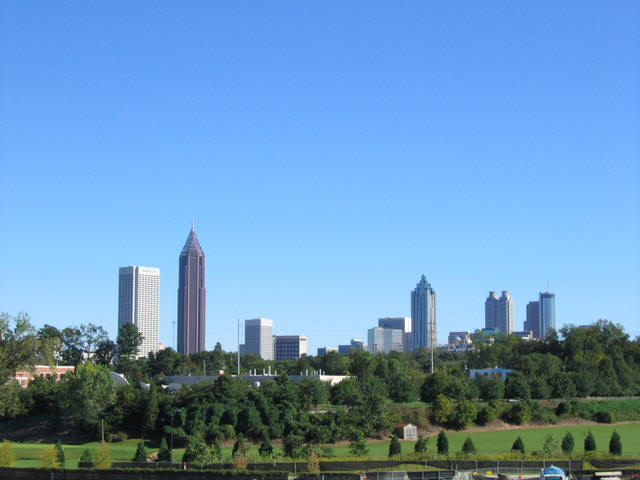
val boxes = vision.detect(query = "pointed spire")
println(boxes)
[181,224,204,256]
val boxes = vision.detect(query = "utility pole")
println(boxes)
[172,319,176,350]
[237,319,240,376]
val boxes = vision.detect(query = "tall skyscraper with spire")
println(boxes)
[177,223,206,354]
[411,274,437,352]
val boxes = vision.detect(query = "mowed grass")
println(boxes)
[9,422,640,468]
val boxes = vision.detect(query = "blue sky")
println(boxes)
[1,1,638,353]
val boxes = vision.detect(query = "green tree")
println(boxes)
[609,431,622,455]
[0,312,44,382]
[157,437,171,462]
[414,435,428,454]
[561,432,574,455]
[476,375,504,401]
[437,431,449,455]
[41,445,61,468]
[461,437,476,455]
[389,435,401,457]
[432,394,452,425]
[55,440,65,467]
[259,433,273,457]
[584,430,596,452]
[284,433,305,458]
[421,373,450,403]
[511,437,525,454]
[78,448,93,467]
[348,428,369,457]
[505,374,531,400]
[451,399,477,430]
[182,437,209,464]
[143,385,159,438]
[542,434,560,458]
[116,323,144,361]
[132,440,147,462]
[94,442,111,469]
[232,433,246,457]
[0,440,16,467]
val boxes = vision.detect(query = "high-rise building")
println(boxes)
[242,318,273,360]
[411,275,436,351]
[539,291,556,338]
[485,291,514,334]
[274,335,307,361]
[338,339,365,354]
[378,317,411,350]
[367,327,403,354]
[118,266,160,358]
[524,301,540,338]
[177,225,206,354]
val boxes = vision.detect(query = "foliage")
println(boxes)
[284,434,305,458]
[41,445,61,468]
[388,435,401,457]
[594,411,613,423]
[609,431,622,455]
[511,436,525,454]
[476,405,496,426]
[451,399,477,430]
[584,430,596,452]
[94,442,111,469]
[506,402,531,425]
[542,434,560,458]
[132,440,147,462]
[157,437,171,462]
[55,440,65,467]
[561,432,574,454]
[116,323,144,362]
[415,435,428,453]
[461,437,476,454]
[348,429,369,457]
[259,433,273,457]
[233,433,246,457]
[0,440,16,467]
[432,394,452,424]
[78,448,93,467]
[437,431,449,455]
[307,451,320,473]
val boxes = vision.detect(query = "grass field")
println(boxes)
[8,422,640,468]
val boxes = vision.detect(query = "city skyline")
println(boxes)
[2,3,638,353]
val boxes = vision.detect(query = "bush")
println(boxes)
[78,448,93,467]
[233,433,246,457]
[511,437,525,454]
[556,402,572,417]
[41,445,61,468]
[157,437,171,462]
[561,432,574,455]
[94,442,111,469]
[594,411,613,423]
[55,440,65,467]
[451,400,477,430]
[415,435,428,454]
[259,433,273,457]
[389,435,401,457]
[584,430,596,452]
[106,431,128,442]
[507,402,531,425]
[132,440,147,462]
[461,437,476,454]
[0,440,16,467]
[432,394,452,425]
[609,431,622,455]
[476,405,496,426]
[437,431,449,455]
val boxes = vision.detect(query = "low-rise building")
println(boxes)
[14,365,75,388]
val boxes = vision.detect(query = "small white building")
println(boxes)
[394,423,418,440]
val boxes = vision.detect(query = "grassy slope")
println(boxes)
[10,422,640,468]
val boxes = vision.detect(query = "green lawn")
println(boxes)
[8,422,640,468]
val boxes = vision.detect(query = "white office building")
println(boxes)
[368,327,404,354]
[118,266,159,358]
[242,318,274,360]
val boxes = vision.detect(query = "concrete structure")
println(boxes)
[14,365,74,388]
[410,275,436,352]
[367,327,403,354]
[274,335,307,361]
[241,318,273,360]
[447,331,472,351]
[512,330,534,340]
[485,291,513,334]
[338,339,365,354]
[317,347,338,356]
[469,367,514,381]
[166,372,349,390]
[539,291,556,338]
[378,317,411,350]
[177,225,206,354]
[525,300,541,338]
[394,423,418,440]
[118,266,160,358]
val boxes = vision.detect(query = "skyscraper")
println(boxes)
[242,318,274,360]
[539,291,556,338]
[367,327,404,354]
[485,291,514,334]
[525,301,540,338]
[378,317,412,351]
[177,225,206,354]
[411,275,436,352]
[118,266,159,358]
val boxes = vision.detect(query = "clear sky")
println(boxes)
[1,1,638,353]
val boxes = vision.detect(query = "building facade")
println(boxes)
[485,291,499,329]
[410,275,436,351]
[177,225,206,354]
[338,338,365,354]
[378,317,411,351]
[317,347,338,356]
[274,335,307,361]
[118,266,160,358]
[539,291,556,338]
[14,365,75,388]
[367,327,404,354]
[524,300,540,338]
[242,318,273,360]
[485,291,513,334]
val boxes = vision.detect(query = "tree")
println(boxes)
[348,428,369,457]
[0,440,16,466]
[512,437,525,454]
[476,375,504,401]
[132,441,147,462]
[182,437,209,464]
[432,394,452,425]
[94,340,117,366]
[78,448,93,467]
[94,442,111,469]
[505,374,531,400]
[451,399,477,430]
[561,432,574,455]
[0,312,43,381]
[55,440,65,467]
[259,433,273,457]
[143,385,159,438]
[542,434,560,458]
[232,433,246,457]
[461,437,476,455]
[41,445,61,468]
[584,430,596,452]
[157,438,171,462]
[437,431,449,455]
[415,435,428,454]
[284,433,305,458]
[116,323,144,361]
[421,373,450,403]
[609,431,622,455]
[389,435,401,457]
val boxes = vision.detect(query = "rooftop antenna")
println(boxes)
[191,218,195,231]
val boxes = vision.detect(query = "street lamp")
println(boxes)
[170,408,183,459]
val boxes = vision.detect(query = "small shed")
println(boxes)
[394,423,418,440]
